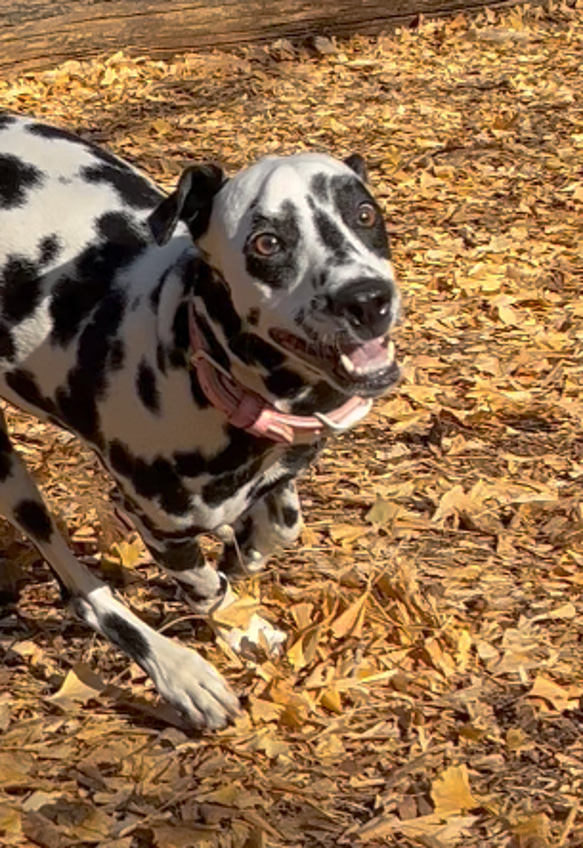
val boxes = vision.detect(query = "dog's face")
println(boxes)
[148,154,400,399]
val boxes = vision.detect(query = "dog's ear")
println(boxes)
[148,164,225,246]
[344,153,368,182]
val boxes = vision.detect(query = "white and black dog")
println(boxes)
[0,112,400,728]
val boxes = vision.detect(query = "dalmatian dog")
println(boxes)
[0,112,400,728]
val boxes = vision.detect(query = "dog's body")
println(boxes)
[0,113,399,727]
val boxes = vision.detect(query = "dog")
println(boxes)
[0,112,400,728]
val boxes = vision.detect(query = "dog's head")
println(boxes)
[148,153,400,405]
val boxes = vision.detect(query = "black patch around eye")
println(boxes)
[82,164,161,209]
[1,256,42,325]
[102,612,151,663]
[14,499,53,542]
[38,235,62,266]
[0,155,43,209]
[330,175,390,258]
[244,200,300,289]
[228,332,285,369]
[136,359,160,413]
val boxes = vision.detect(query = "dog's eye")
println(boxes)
[357,202,378,228]
[252,233,282,256]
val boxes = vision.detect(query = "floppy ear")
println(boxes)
[148,164,225,246]
[344,153,368,182]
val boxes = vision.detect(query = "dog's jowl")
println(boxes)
[0,113,400,728]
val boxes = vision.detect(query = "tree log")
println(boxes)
[1,0,526,75]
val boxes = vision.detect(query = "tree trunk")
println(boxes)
[1,0,525,75]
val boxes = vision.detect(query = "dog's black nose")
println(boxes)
[331,279,393,340]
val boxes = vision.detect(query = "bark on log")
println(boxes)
[1,0,527,75]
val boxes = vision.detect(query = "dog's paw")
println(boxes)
[147,638,240,729]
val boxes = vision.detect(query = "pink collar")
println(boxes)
[188,304,372,445]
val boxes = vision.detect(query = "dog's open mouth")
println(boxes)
[269,328,399,395]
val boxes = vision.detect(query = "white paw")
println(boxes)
[147,637,240,729]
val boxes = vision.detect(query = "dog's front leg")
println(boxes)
[0,418,239,729]
[218,480,303,578]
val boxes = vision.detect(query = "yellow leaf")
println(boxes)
[331,593,368,639]
[528,675,579,712]
[366,498,400,526]
[431,764,478,816]
[49,663,106,710]
[320,687,343,714]
[432,485,466,525]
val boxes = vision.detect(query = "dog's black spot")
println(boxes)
[151,538,204,572]
[97,211,148,248]
[150,268,171,311]
[38,235,62,266]
[171,301,190,354]
[50,274,105,346]
[312,208,351,261]
[0,429,13,481]
[5,369,55,415]
[55,289,126,443]
[156,343,167,375]
[202,457,264,508]
[102,612,150,663]
[51,229,142,347]
[284,443,320,473]
[196,264,242,339]
[264,367,305,399]
[136,359,160,413]
[174,448,206,478]
[0,114,16,131]
[191,313,231,374]
[247,308,260,326]
[290,380,347,415]
[229,332,285,369]
[281,505,299,528]
[0,324,16,361]
[187,370,210,409]
[82,164,161,209]
[330,175,390,258]
[109,440,191,516]
[0,155,43,209]
[14,499,53,542]
[245,200,300,289]
[310,173,329,202]
[0,256,42,324]
[109,339,125,371]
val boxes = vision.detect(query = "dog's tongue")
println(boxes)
[343,339,392,374]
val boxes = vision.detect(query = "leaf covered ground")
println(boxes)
[0,3,582,846]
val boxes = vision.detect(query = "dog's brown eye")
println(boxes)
[357,202,377,228]
[252,233,282,256]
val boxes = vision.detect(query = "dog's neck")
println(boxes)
[187,302,372,444]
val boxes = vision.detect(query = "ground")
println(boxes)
[0,3,582,846]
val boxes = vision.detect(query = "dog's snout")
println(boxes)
[331,279,393,340]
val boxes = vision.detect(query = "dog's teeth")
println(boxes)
[385,340,395,362]
[340,353,357,374]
